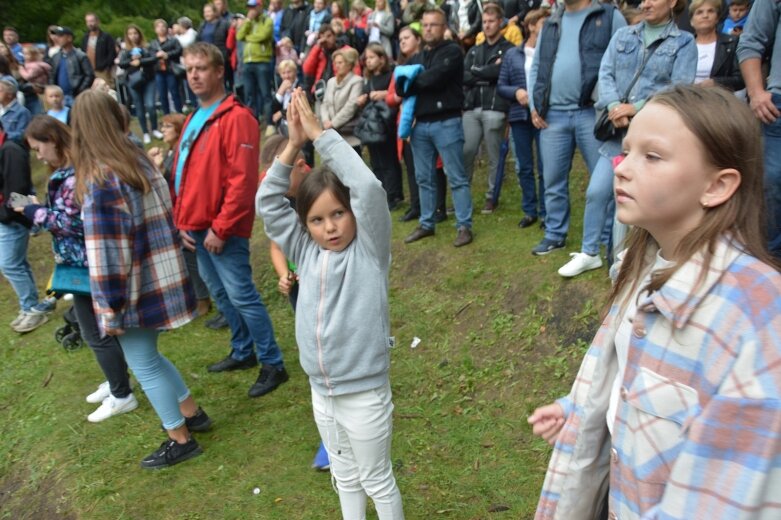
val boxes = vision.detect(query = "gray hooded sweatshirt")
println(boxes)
[256,130,393,396]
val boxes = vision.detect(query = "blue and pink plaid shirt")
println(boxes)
[535,237,781,520]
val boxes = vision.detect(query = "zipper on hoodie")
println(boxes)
[316,250,333,395]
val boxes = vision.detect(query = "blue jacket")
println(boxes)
[531,1,617,118]
[0,101,31,145]
[597,21,696,153]
[497,45,530,123]
[394,64,424,139]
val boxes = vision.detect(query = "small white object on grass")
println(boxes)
[410,337,421,349]
[253,487,261,495]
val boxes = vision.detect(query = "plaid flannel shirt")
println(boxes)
[535,237,781,520]
[82,163,196,335]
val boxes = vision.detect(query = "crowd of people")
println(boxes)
[2,0,781,517]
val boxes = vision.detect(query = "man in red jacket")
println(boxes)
[173,42,288,398]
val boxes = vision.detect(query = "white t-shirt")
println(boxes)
[606,251,675,435]
[524,45,536,88]
[695,41,717,84]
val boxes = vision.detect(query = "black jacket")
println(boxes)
[118,48,157,82]
[148,37,183,73]
[281,2,312,52]
[197,18,230,57]
[81,30,116,72]
[463,36,514,112]
[0,140,33,227]
[49,48,95,96]
[403,40,464,122]
[710,33,744,91]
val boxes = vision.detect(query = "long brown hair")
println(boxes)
[24,115,72,171]
[124,24,146,48]
[609,85,781,312]
[71,90,153,201]
[363,43,391,78]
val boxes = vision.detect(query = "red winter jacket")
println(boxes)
[172,94,260,239]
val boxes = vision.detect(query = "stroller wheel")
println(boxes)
[62,332,83,351]
[55,325,72,343]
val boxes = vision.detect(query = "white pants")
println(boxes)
[311,383,405,520]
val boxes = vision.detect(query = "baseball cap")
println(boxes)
[53,26,74,36]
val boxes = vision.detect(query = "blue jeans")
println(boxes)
[410,117,473,230]
[129,80,158,134]
[117,328,190,430]
[581,155,616,255]
[538,108,601,242]
[510,120,545,219]
[190,231,284,366]
[155,71,183,114]
[765,93,781,257]
[243,61,274,124]
[0,221,38,311]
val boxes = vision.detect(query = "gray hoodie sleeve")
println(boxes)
[737,0,781,63]
[314,130,392,268]
[256,161,311,266]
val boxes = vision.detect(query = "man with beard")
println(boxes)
[82,13,116,86]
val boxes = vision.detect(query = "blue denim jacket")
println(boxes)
[0,101,32,145]
[596,21,696,155]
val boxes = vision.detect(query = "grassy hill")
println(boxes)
[0,145,609,519]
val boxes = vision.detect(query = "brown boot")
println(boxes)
[453,227,473,247]
[196,298,211,317]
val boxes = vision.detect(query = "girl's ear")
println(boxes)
[701,168,741,209]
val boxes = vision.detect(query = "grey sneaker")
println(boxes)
[10,310,25,329]
[531,238,566,256]
[13,312,48,333]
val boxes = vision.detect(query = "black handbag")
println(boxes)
[171,62,186,80]
[127,69,145,91]
[51,264,91,295]
[355,101,394,144]
[594,41,662,142]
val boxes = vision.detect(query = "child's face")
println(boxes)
[614,103,718,242]
[280,39,292,50]
[729,3,748,21]
[279,66,296,83]
[46,90,64,109]
[305,189,356,252]
[364,50,383,73]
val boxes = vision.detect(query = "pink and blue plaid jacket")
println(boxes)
[82,162,196,335]
[535,238,781,520]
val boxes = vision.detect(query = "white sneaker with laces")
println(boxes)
[12,311,48,333]
[143,133,152,144]
[152,129,164,140]
[86,381,111,403]
[558,252,603,278]
[88,393,138,423]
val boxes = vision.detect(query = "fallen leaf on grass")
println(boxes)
[488,504,510,513]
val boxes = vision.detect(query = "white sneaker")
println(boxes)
[86,381,111,403]
[63,293,74,301]
[12,311,48,333]
[152,129,164,140]
[558,252,603,278]
[143,133,152,145]
[87,393,138,423]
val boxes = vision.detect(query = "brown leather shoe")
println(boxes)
[453,226,473,247]
[196,298,211,317]
[404,226,435,244]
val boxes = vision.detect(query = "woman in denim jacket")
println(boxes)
[557,0,696,279]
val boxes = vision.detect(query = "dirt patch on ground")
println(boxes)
[0,470,76,520]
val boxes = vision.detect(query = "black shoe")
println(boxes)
[399,209,420,222]
[540,219,546,230]
[205,313,229,330]
[518,215,538,228]
[404,226,435,244]
[140,437,202,469]
[248,365,290,398]
[207,355,258,373]
[388,198,404,211]
[434,209,447,223]
[453,226,473,247]
[160,407,213,433]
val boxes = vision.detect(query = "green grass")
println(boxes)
[0,145,609,519]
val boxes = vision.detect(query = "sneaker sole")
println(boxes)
[558,263,603,278]
[532,246,565,256]
[140,445,203,470]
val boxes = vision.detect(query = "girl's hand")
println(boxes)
[272,111,282,123]
[286,88,308,148]
[356,93,368,107]
[278,271,298,295]
[515,88,528,106]
[294,89,325,140]
[369,90,387,102]
[528,402,566,446]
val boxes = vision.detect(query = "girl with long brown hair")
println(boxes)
[71,91,210,469]
[529,85,781,519]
